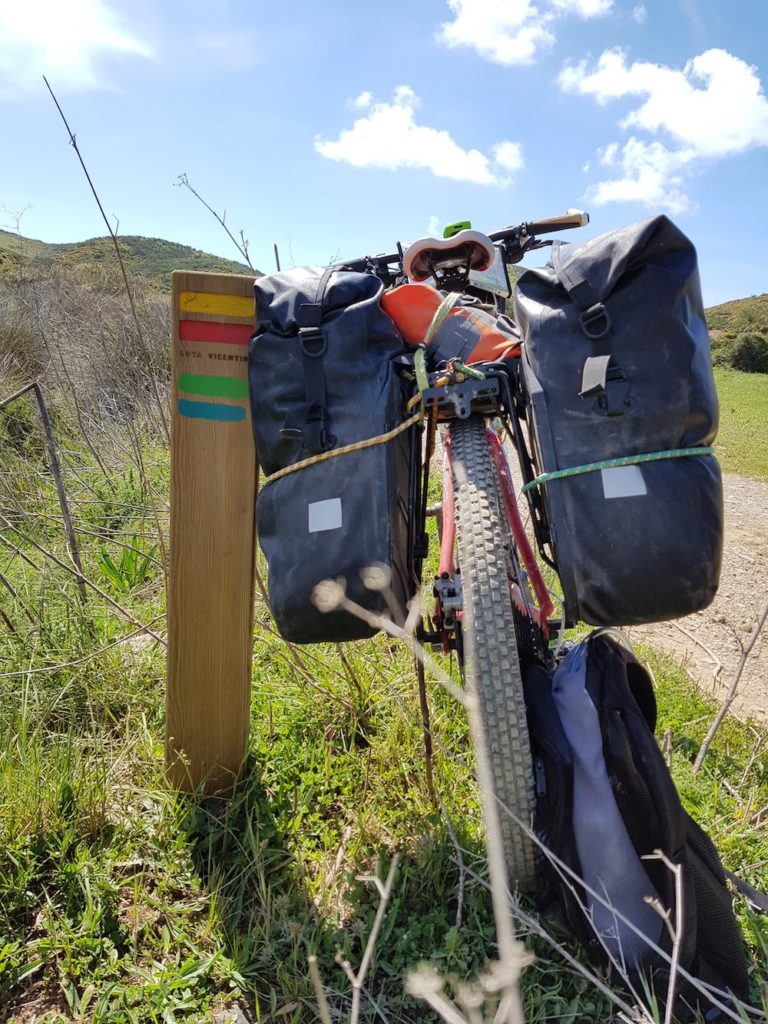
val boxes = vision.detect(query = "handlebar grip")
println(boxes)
[526,211,589,234]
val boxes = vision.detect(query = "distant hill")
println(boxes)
[2,230,763,325]
[705,294,768,336]
[0,230,259,289]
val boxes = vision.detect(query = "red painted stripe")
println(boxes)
[179,320,253,346]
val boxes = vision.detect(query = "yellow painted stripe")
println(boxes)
[179,291,254,318]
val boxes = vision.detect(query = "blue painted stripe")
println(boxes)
[178,399,245,423]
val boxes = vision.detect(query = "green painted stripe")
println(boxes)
[178,373,248,399]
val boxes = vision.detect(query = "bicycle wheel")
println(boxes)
[450,416,537,891]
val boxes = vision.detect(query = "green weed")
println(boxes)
[97,540,157,595]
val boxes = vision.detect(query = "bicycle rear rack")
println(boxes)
[422,375,501,421]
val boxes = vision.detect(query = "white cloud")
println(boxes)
[492,140,525,173]
[587,139,694,214]
[351,90,373,110]
[559,47,768,210]
[560,48,768,155]
[436,0,612,67]
[0,0,151,92]
[427,215,442,235]
[551,0,613,15]
[315,86,524,187]
[438,1,554,66]
[632,4,647,24]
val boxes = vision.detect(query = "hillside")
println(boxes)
[705,292,768,334]
[0,229,258,289]
[2,228,763,319]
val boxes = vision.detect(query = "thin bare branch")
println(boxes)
[694,601,768,772]
[43,76,170,446]
[669,620,723,685]
[437,792,467,929]
[319,854,401,1024]
[0,615,165,677]
[308,955,334,1024]
[31,382,88,601]
[175,173,255,272]
[643,851,684,1024]
[354,856,400,1009]
[0,515,165,645]
[0,570,36,625]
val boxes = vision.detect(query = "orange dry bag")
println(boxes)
[381,283,520,364]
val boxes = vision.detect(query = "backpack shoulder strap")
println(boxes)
[724,868,768,912]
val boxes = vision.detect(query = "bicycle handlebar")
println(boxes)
[488,210,589,243]
[336,210,589,278]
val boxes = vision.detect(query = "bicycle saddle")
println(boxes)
[403,229,495,282]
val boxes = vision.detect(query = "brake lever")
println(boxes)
[503,238,554,265]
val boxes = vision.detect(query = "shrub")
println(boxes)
[727,331,768,374]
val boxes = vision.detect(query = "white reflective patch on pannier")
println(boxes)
[601,465,647,499]
[308,498,343,533]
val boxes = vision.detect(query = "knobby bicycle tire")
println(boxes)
[450,416,538,891]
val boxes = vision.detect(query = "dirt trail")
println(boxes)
[628,473,768,725]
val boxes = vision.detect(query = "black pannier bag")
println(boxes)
[524,633,751,1022]
[515,215,723,626]
[249,266,415,644]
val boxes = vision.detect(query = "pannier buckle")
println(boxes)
[304,402,336,453]
[579,303,612,340]
[299,326,327,358]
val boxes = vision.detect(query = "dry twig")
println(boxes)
[175,173,255,272]
[311,855,400,1024]
[694,600,768,773]
[643,851,684,1024]
[0,514,165,645]
[1,381,88,602]
[669,620,723,686]
[43,77,170,446]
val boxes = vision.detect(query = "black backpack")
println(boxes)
[249,265,417,644]
[524,633,751,1021]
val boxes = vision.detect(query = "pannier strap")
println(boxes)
[580,354,612,396]
[425,292,461,344]
[262,410,423,487]
[294,265,338,454]
[552,242,612,339]
[580,355,630,416]
[522,447,714,494]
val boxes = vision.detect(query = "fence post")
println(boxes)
[166,270,257,794]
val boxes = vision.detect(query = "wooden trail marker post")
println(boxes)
[166,270,258,794]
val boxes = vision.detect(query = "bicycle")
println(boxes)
[335,211,590,891]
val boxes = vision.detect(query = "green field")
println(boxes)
[714,368,768,479]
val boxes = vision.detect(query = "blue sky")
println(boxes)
[1,0,767,305]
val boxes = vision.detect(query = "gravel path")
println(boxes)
[628,473,768,725]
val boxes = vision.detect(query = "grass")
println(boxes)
[0,402,767,1024]
[713,368,768,479]
[1,261,767,1021]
